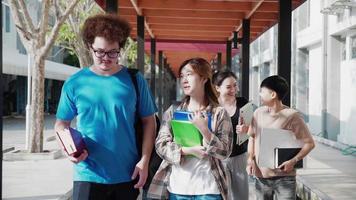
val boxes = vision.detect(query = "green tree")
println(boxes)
[56,0,103,68]
[121,38,150,72]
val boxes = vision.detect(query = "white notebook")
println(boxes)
[258,128,304,168]
[239,102,257,126]
[236,102,257,145]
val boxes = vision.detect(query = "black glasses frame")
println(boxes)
[91,46,120,59]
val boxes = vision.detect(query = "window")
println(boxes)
[295,49,309,122]
[252,66,260,106]
[341,38,346,60]
[260,62,270,81]
[260,32,269,52]
[2,5,3,29]
[337,13,344,22]
[297,1,309,30]
[5,5,10,32]
[17,33,27,54]
[352,7,356,17]
[352,36,356,59]
[337,8,351,23]
[251,41,258,56]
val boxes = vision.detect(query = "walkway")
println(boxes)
[3,115,356,199]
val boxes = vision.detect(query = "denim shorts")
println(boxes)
[253,176,296,200]
[169,193,222,200]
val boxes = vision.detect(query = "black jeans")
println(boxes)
[73,181,139,200]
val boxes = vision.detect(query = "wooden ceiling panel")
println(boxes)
[142,9,245,20]
[153,35,228,42]
[256,2,279,12]
[150,24,234,32]
[154,30,230,37]
[147,17,239,26]
[250,12,278,21]
[137,0,253,11]
[162,51,219,76]
[95,0,307,73]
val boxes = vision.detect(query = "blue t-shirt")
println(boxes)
[56,67,156,184]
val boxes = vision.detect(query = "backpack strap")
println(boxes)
[127,68,143,156]
[127,68,163,190]
[127,68,140,113]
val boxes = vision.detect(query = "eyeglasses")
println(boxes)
[91,46,120,58]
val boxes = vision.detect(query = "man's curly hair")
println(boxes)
[82,14,131,49]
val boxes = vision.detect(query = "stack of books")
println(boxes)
[258,128,304,168]
[56,127,87,157]
[171,111,211,147]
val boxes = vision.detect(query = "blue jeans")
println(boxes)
[253,176,296,200]
[169,193,222,200]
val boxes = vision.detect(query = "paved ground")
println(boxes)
[3,115,73,200]
[297,141,356,200]
[2,115,356,200]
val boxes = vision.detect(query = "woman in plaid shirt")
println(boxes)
[147,58,233,200]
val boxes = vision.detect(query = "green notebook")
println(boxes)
[171,120,203,147]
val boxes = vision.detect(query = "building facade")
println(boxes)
[2,0,80,116]
[248,0,356,146]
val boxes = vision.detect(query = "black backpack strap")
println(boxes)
[127,68,143,156]
[127,68,163,190]
[127,68,140,112]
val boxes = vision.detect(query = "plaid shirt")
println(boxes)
[147,102,233,200]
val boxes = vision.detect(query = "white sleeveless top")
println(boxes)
[167,156,220,195]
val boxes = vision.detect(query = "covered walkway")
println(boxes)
[95,0,306,117]
[3,0,356,200]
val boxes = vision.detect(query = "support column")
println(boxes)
[44,79,50,114]
[165,64,171,110]
[0,15,2,198]
[241,19,250,100]
[168,68,176,103]
[158,51,163,119]
[326,20,341,141]
[105,0,118,13]
[137,15,145,73]
[217,52,222,70]
[321,13,329,139]
[163,58,167,111]
[278,0,292,106]
[226,41,232,70]
[150,38,156,97]
[16,76,27,115]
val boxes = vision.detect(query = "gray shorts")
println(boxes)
[253,176,296,200]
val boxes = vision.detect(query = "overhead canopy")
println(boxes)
[95,0,306,75]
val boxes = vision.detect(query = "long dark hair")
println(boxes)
[178,57,219,108]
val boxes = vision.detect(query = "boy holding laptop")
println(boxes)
[247,75,315,200]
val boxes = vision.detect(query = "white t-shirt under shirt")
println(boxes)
[168,156,220,195]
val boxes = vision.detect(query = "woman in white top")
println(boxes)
[147,58,233,200]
